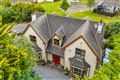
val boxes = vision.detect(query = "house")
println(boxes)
[11,0,36,3]
[11,0,59,3]
[12,12,105,78]
[103,48,112,63]
[101,0,120,12]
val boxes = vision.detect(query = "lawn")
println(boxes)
[39,1,66,16]
[71,10,120,23]
[80,0,88,3]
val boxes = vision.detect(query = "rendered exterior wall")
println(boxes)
[23,26,47,62]
[37,0,44,2]
[68,0,79,2]
[64,37,97,77]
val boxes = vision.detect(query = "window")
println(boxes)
[73,67,87,78]
[81,70,87,78]
[29,35,36,43]
[75,48,86,59]
[74,67,81,76]
[54,39,59,46]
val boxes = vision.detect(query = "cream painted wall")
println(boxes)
[60,58,64,66]
[53,35,62,46]
[48,53,53,61]
[37,0,44,2]
[23,26,47,62]
[64,38,97,77]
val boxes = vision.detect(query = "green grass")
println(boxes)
[71,10,120,23]
[80,0,88,3]
[39,1,66,16]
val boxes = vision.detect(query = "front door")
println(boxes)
[53,54,60,65]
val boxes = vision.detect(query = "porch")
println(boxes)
[69,57,90,79]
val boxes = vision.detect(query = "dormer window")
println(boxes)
[29,35,36,44]
[54,39,59,46]
[75,48,86,60]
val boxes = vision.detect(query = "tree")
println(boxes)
[0,16,2,26]
[60,0,70,10]
[0,2,45,24]
[11,2,45,22]
[105,33,120,49]
[104,20,120,39]
[0,7,15,24]
[86,0,95,9]
[0,0,11,7]
[0,23,40,80]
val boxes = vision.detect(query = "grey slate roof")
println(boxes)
[33,43,42,52]
[11,23,28,34]
[54,25,65,40]
[81,21,104,59]
[30,14,51,43]
[35,12,44,19]
[103,0,120,6]
[46,40,64,57]
[28,13,104,59]
[69,58,90,69]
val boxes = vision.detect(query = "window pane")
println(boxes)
[54,39,59,46]
[74,68,81,76]
[81,69,87,77]
[75,48,86,59]
[29,35,36,43]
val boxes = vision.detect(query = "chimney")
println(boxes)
[97,20,103,33]
[31,12,36,22]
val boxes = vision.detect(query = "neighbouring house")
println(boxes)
[11,12,105,79]
[68,0,79,2]
[11,0,60,3]
[103,48,112,63]
[94,0,120,17]
[101,0,120,12]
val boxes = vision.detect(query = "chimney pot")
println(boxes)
[31,13,36,22]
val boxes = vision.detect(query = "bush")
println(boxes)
[12,2,45,22]
[0,2,45,24]
[0,7,15,24]
[104,20,120,38]
[60,0,70,10]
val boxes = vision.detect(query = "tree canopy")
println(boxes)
[104,20,120,39]
[0,2,45,24]
[86,0,95,8]
[60,0,70,10]
[0,24,40,80]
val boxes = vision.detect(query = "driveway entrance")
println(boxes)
[34,65,70,80]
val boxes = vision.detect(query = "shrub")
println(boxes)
[60,0,70,11]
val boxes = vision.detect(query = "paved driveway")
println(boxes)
[66,3,89,14]
[34,65,70,80]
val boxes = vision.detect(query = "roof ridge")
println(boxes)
[89,23,102,53]
[56,25,65,34]
[47,13,86,22]
[45,14,51,38]
[62,20,87,47]
[81,20,89,35]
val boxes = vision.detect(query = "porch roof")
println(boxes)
[33,44,42,53]
[69,58,90,69]
[46,40,64,57]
